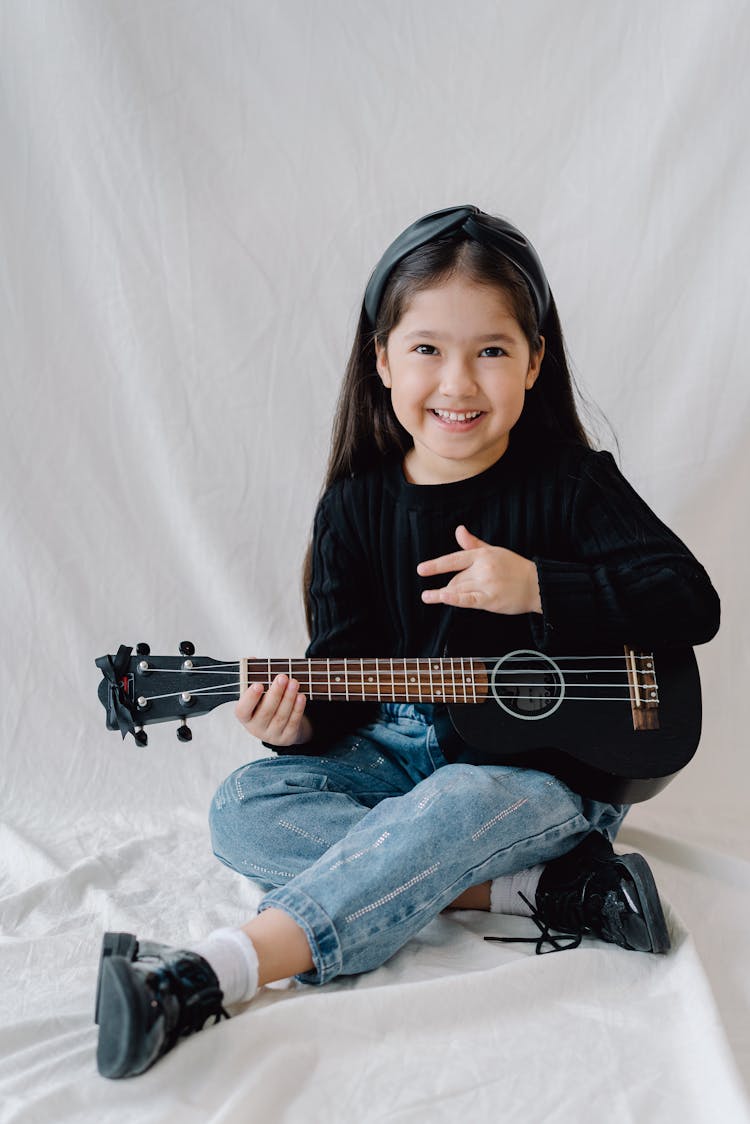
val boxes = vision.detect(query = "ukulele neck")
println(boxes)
[239,657,490,704]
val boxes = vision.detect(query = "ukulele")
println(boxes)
[95,638,706,804]
[96,641,701,804]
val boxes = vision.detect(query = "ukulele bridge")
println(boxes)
[624,645,659,730]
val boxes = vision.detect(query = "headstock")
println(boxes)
[95,643,238,745]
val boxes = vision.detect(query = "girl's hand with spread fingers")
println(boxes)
[235,671,314,746]
[417,525,543,616]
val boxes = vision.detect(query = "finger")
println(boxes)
[253,673,291,727]
[421,585,483,609]
[416,549,474,577]
[455,524,487,549]
[283,691,308,736]
[276,692,308,744]
[266,686,307,744]
[265,677,301,734]
[235,681,265,723]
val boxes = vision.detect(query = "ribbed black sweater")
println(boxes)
[269,438,720,757]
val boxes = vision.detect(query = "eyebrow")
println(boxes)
[401,329,519,344]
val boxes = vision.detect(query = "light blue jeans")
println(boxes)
[209,703,627,985]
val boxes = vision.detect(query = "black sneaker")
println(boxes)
[95,931,229,1079]
[485,832,671,955]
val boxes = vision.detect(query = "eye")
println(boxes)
[414,344,438,355]
[480,347,507,357]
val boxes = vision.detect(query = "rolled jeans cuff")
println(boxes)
[258,884,342,986]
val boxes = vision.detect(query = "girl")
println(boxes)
[95,205,720,1079]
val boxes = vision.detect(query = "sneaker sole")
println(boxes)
[96,954,153,1079]
[94,931,138,1025]
[614,853,671,954]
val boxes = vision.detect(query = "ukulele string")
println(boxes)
[141,686,654,704]
[142,655,655,668]
[139,678,657,705]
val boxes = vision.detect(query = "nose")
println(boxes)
[438,357,480,398]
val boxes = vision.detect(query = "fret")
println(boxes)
[417,658,423,703]
[307,658,314,701]
[403,658,408,702]
[390,657,395,700]
[267,657,271,689]
[440,659,446,701]
[344,659,349,702]
[372,659,379,699]
[327,658,331,700]
[429,658,434,701]
[360,657,365,701]
[240,657,248,696]
[471,658,477,703]
[460,656,467,703]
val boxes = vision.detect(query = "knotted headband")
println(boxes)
[364,204,551,329]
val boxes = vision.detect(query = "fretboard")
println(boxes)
[240,657,490,704]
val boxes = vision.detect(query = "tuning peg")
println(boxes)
[134,727,148,746]
[179,641,195,656]
[136,642,151,657]
[176,720,192,742]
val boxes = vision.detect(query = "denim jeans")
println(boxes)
[209,703,627,986]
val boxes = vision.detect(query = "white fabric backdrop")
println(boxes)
[2,1,749,1120]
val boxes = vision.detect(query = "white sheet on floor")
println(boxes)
[1,819,749,1123]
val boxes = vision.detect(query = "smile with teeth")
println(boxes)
[431,408,484,423]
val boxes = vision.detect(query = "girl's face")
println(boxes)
[375,275,544,484]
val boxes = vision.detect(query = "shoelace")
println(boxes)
[483,892,584,955]
[181,985,231,1034]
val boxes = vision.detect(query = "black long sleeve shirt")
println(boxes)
[269,438,720,756]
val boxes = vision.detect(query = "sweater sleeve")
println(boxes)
[263,486,381,755]
[529,450,720,651]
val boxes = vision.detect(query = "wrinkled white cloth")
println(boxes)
[1,820,749,1122]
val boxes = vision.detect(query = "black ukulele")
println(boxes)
[96,642,702,804]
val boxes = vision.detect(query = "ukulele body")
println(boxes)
[446,645,702,802]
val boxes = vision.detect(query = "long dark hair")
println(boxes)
[302,228,594,635]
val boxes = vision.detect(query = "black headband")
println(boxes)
[363,204,551,329]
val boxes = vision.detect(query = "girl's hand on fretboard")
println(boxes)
[235,671,314,746]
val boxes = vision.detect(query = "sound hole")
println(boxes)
[490,650,565,721]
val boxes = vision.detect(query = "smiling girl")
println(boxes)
[94,205,720,1079]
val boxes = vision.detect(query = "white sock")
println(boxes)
[188,927,260,1005]
[489,865,545,916]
